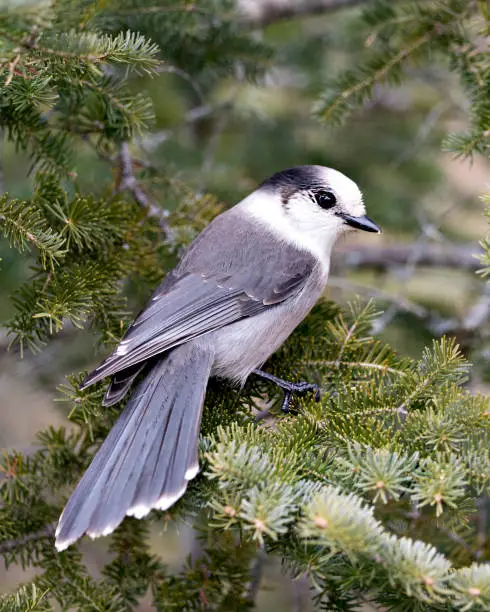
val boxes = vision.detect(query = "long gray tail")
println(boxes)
[55,341,214,551]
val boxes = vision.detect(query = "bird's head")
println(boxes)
[243,165,380,262]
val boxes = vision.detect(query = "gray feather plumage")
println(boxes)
[55,341,213,550]
[56,175,340,550]
[81,211,316,390]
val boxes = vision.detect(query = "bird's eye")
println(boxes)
[314,190,337,210]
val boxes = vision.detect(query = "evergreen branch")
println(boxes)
[395,338,468,417]
[412,454,467,517]
[315,0,474,127]
[0,29,160,75]
[443,128,490,159]
[334,318,358,367]
[79,79,154,135]
[39,551,126,611]
[299,487,453,604]
[0,584,52,612]
[316,30,432,124]
[450,564,490,609]
[6,257,131,354]
[335,446,418,503]
[306,359,407,376]
[0,196,67,269]
[0,522,56,555]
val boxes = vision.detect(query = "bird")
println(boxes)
[55,165,381,551]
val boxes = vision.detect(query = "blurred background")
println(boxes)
[1,0,488,609]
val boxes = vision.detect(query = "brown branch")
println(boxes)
[328,276,429,318]
[331,244,490,340]
[245,546,266,603]
[430,288,490,338]
[334,243,482,273]
[139,104,218,153]
[116,142,171,235]
[239,0,368,27]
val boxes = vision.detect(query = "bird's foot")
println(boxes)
[252,369,321,413]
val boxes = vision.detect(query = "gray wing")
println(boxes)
[80,210,318,389]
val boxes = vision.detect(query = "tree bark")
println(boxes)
[238,0,367,27]
[333,243,482,273]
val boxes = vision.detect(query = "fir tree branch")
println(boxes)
[317,30,432,124]
[0,29,160,75]
[0,584,52,611]
[306,359,407,377]
[0,196,67,269]
[395,338,467,417]
[0,522,56,555]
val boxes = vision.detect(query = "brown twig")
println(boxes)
[239,0,369,27]
[138,104,218,153]
[4,53,20,87]
[334,243,482,273]
[245,545,266,603]
[329,275,490,339]
[116,142,171,235]
[328,276,429,318]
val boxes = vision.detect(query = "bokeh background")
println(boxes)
[1,1,488,608]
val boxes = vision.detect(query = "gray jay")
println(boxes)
[55,165,380,551]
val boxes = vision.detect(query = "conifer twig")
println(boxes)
[322,31,432,123]
[0,522,56,554]
[306,359,407,376]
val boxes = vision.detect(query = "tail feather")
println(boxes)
[102,363,145,406]
[55,341,214,551]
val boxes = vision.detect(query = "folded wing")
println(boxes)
[80,211,318,392]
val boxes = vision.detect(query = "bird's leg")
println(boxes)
[252,369,321,413]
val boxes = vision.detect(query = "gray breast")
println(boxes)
[172,207,329,383]
[210,262,327,383]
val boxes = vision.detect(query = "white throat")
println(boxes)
[238,190,337,271]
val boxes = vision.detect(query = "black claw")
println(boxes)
[253,369,321,413]
[281,391,293,413]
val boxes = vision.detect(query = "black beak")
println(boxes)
[338,213,381,233]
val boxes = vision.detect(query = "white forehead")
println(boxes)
[320,167,365,215]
